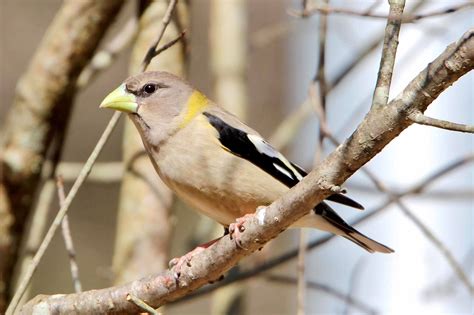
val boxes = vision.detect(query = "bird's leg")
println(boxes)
[169,237,221,278]
[228,213,255,250]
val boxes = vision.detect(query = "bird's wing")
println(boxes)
[203,111,363,210]
[203,111,302,187]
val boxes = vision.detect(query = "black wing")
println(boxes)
[204,112,363,210]
[204,112,302,187]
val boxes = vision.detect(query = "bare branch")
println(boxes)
[291,2,473,22]
[140,0,178,73]
[153,31,186,58]
[20,28,474,315]
[409,111,474,133]
[56,176,82,293]
[371,0,405,109]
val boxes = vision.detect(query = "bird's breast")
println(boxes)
[149,116,288,226]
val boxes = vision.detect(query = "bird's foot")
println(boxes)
[169,238,220,279]
[229,213,255,250]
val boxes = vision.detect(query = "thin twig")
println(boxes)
[127,294,160,315]
[409,111,474,133]
[313,0,329,158]
[6,111,122,315]
[371,0,405,109]
[291,2,473,23]
[56,175,82,293]
[140,0,178,73]
[267,275,378,315]
[152,30,186,58]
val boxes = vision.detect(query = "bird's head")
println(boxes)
[100,71,202,147]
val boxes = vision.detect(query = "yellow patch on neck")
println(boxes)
[180,90,209,128]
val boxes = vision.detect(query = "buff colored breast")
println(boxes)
[151,114,289,226]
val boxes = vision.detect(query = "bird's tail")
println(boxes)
[294,203,394,254]
[341,229,394,254]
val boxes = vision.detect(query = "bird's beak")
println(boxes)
[99,84,138,114]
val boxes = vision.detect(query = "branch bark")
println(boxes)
[371,0,405,109]
[408,111,474,133]
[0,0,124,311]
[20,28,474,315]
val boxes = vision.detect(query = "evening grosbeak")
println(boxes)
[100,71,393,262]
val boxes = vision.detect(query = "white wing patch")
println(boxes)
[247,134,277,157]
[273,163,293,179]
[247,134,304,181]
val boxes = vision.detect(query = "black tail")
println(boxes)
[314,203,394,254]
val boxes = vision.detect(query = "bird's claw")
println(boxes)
[169,246,206,280]
[229,213,254,250]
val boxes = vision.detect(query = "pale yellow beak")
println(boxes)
[99,84,138,113]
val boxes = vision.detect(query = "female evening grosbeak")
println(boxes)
[100,71,393,268]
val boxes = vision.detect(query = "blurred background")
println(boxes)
[1,0,473,314]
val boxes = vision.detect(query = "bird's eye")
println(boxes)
[143,84,156,94]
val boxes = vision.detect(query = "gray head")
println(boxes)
[100,71,200,147]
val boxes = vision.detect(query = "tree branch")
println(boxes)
[20,28,474,315]
[291,2,473,22]
[408,111,474,133]
[56,176,82,294]
[371,0,405,109]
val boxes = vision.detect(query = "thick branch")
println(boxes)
[20,29,474,314]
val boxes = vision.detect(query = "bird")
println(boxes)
[100,71,393,270]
